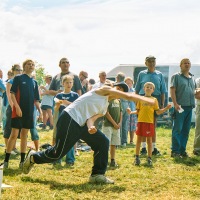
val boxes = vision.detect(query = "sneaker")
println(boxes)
[171,152,180,158]
[19,162,23,169]
[10,150,18,155]
[22,149,35,174]
[75,150,79,156]
[109,160,119,168]
[89,174,114,184]
[121,143,126,148]
[152,148,161,156]
[65,162,74,167]
[13,148,20,154]
[134,157,140,166]
[42,124,46,130]
[140,148,147,155]
[180,152,190,158]
[2,162,8,169]
[147,157,153,166]
[193,150,200,156]
[50,125,53,130]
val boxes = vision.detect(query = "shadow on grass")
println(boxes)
[173,157,199,166]
[21,176,126,193]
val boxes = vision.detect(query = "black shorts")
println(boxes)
[11,117,34,129]
[41,105,52,110]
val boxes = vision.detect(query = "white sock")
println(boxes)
[142,142,146,148]
[152,143,156,151]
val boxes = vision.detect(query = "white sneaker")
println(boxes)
[89,174,114,184]
[11,150,18,155]
[22,149,36,174]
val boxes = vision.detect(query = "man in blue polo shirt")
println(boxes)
[135,55,167,155]
[170,58,196,157]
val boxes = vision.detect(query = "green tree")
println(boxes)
[34,61,46,86]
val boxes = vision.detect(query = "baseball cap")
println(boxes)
[113,82,129,92]
[145,55,156,61]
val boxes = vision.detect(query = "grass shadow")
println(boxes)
[173,157,199,166]
[21,176,126,193]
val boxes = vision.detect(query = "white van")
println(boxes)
[106,64,200,125]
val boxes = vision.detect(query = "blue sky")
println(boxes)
[1,0,200,80]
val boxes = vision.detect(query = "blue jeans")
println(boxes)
[33,111,109,175]
[120,100,129,144]
[30,106,39,141]
[171,106,193,154]
[65,146,75,164]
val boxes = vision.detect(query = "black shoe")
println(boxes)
[152,148,161,156]
[140,148,147,155]
[147,157,153,166]
[171,152,180,158]
[193,150,200,156]
[134,157,140,166]
[180,152,190,158]
[110,160,118,168]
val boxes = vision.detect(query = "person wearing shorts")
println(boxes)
[128,82,171,166]
[102,82,126,167]
[3,59,42,169]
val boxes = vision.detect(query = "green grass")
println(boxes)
[1,127,200,200]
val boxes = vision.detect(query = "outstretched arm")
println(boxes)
[95,86,155,105]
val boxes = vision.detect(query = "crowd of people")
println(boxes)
[0,56,199,184]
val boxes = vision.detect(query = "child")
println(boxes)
[125,77,137,145]
[3,59,42,169]
[102,82,128,167]
[127,82,171,166]
[54,75,79,166]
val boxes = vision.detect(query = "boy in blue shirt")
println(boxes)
[54,75,79,166]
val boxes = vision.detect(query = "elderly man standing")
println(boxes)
[92,71,107,89]
[170,58,196,157]
[135,56,167,155]
[0,69,6,128]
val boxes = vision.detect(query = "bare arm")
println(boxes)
[6,83,13,108]
[170,87,180,111]
[161,93,165,108]
[105,111,119,129]
[35,101,43,121]
[86,114,103,134]
[95,86,155,105]
[155,104,172,115]
[11,93,22,117]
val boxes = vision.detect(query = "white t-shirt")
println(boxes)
[65,89,108,126]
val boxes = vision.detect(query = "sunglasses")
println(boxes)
[15,69,23,71]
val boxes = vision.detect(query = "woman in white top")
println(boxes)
[23,82,154,184]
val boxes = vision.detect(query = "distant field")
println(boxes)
[1,127,200,200]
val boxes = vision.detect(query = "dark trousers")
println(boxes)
[33,111,109,175]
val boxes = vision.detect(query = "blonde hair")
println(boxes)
[144,82,155,89]
[62,74,73,84]
[180,58,190,66]
[22,59,34,70]
[125,77,134,84]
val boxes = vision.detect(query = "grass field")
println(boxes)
[1,127,200,200]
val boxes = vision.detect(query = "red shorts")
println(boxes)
[136,122,155,137]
